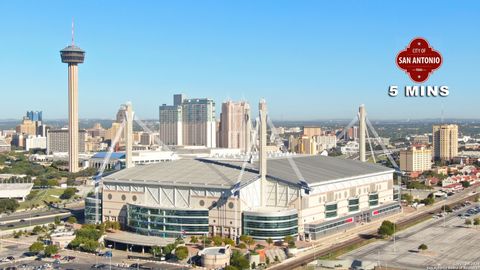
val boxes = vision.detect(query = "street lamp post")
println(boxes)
[108,244,112,270]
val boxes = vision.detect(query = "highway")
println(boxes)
[270,185,480,270]
[0,206,84,231]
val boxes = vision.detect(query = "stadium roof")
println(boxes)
[103,159,259,189]
[103,155,393,189]
[261,155,394,185]
[206,155,393,186]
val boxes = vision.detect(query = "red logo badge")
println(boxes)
[396,38,442,83]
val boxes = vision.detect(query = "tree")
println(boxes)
[231,250,250,270]
[13,230,23,238]
[421,196,435,206]
[163,243,177,255]
[401,193,413,205]
[266,237,273,247]
[288,241,296,248]
[266,257,270,265]
[81,239,99,253]
[174,246,189,261]
[418,244,428,250]
[225,266,239,270]
[251,262,257,269]
[223,237,234,246]
[67,216,77,224]
[242,236,255,250]
[54,216,61,225]
[151,246,163,257]
[104,221,121,231]
[442,205,452,213]
[61,188,76,200]
[465,219,472,226]
[239,235,249,243]
[0,199,19,213]
[29,242,44,254]
[212,236,223,246]
[283,235,294,244]
[474,217,480,226]
[461,181,471,188]
[378,220,395,237]
[32,225,43,235]
[44,245,59,257]
[190,236,198,244]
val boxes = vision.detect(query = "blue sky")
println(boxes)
[0,1,478,121]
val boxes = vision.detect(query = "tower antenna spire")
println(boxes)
[71,17,75,46]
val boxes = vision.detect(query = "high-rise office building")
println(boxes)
[347,126,359,141]
[303,126,322,137]
[47,129,86,154]
[26,111,42,122]
[219,101,251,152]
[16,117,37,136]
[87,123,106,138]
[400,145,432,172]
[159,104,183,145]
[432,124,458,162]
[159,94,216,147]
[25,135,47,151]
[116,106,127,123]
[182,98,216,147]
[60,23,85,172]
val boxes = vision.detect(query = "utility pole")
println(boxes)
[444,196,447,228]
[393,222,396,253]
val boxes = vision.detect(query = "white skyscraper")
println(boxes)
[159,94,216,148]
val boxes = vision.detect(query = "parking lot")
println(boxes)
[341,202,480,270]
[0,246,189,270]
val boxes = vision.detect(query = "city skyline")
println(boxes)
[1,1,479,120]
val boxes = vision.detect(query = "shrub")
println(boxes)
[418,244,428,250]
[175,246,189,260]
[237,243,246,249]
[29,242,44,254]
[223,237,234,246]
[67,216,77,224]
[190,236,198,244]
[212,236,223,246]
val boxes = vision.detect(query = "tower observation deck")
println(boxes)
[60,45,85,64]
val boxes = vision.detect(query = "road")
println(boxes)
[270,185,480,270]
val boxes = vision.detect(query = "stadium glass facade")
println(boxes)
[242,209,298,240]
[127,204,209,238]
[85,195,102,224]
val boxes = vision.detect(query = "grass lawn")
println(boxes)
[19,188,65,209]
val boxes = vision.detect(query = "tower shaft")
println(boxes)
[359,104,366,162]
[259,100,267,206]
[125,103,134,169]
[68,64,79,172]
